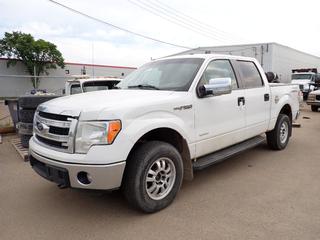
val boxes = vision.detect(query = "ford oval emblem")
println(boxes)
[37,122,44,131]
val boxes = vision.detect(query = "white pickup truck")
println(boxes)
[29,54,300,212]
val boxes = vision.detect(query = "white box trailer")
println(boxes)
[171,42,320,83]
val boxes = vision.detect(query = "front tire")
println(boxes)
[266,114,291,150]
[122,141,183,213]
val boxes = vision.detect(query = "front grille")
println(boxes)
[35,134,68,149]
[316,95,320,101]
[39,111,71,121]
[308,95,316,101]
[34,111,78,153]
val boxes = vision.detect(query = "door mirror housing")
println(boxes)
[198,77,232,98]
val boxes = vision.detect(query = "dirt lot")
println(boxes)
[0,106,320,240]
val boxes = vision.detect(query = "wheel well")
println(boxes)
[127,128,193,181]
[280,104,292,122]
[279,104,292,136]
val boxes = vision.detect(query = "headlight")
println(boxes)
[75,120,121,153]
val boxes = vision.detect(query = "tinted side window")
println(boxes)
[238,61,263,88]
[199,59,238,90]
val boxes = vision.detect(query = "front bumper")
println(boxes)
[29,148,126,190]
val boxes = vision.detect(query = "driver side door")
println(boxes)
[194,59,246,158]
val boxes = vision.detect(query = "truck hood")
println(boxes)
[39,90,178,119]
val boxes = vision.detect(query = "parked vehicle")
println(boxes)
[306,74,320,112]
[291,69,318,100]
[17,94,59,147]
[29,54,300,212]
[65,76,122,95]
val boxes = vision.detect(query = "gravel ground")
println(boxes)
[0,106,319,240]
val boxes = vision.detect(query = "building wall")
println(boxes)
[171,43,320,83]
[0,59,34,97]
[0,59,136,97]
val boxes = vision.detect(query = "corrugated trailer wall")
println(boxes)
[170,43,273,72]
[271,44,320,83]
[171,42,320,83]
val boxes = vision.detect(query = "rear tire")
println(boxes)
[311,105,318,112]
[266,114,291,150]
[122,141,183,213]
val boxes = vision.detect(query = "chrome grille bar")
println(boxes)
[33,111,78,153]
[35,114,71,128]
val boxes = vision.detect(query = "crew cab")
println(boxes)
[29,54,300,212]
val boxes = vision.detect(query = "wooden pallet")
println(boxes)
[11,138,29,162]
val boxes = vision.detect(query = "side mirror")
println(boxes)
[198,77,232,98]
[265,72,279,83]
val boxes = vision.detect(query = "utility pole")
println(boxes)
[92,42,95,77]
[261,45,264,67]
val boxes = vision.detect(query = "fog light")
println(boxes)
[77,171,92,185]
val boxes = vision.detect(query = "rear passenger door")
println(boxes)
[236,60,269,138]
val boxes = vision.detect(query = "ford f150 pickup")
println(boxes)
[29,54,300,212]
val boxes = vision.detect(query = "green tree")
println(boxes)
[0,31,65,88]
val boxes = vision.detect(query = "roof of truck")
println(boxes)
[159,53,258,62]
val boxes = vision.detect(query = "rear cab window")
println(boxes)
[237,61,264,88]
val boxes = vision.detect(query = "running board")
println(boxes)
[193,136,265,171]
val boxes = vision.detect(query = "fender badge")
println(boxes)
[275,96,279,104]
[174,104,192,111]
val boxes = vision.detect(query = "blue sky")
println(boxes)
[1,0,320,67]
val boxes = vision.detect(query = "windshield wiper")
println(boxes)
[128,84,160,90]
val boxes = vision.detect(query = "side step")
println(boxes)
[193,136,265,171]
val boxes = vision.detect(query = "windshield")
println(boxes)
[292,74,312,80]
[82,80,120,92]
[117,58,204,91]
